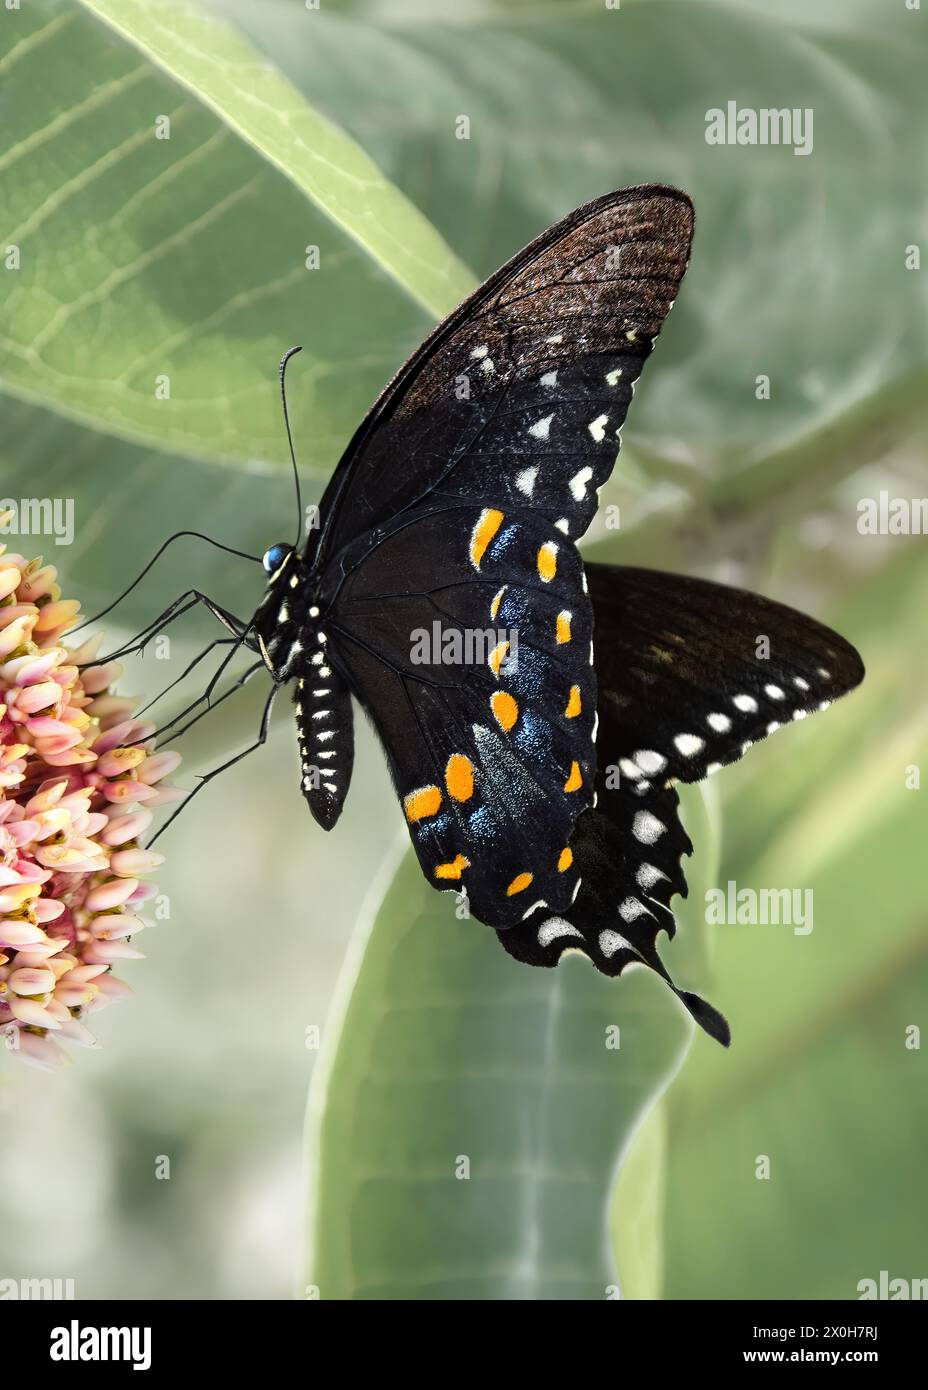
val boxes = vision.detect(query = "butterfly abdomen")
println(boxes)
[294,657,354,831]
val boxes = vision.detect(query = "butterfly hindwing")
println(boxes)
[496,787,731,1046]
[494,563,865,1045]
[585,562,865,790]
[309,185,694,569]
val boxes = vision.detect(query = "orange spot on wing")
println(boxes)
[537,541,558,582]
[435,854,470,881]
[490,586,507,620]
[404,785,442,822]
[556,610,572,644]
[491,691,518,732]
[470,509,504,570]
[506,872,534,896]
[488,640,510,676]
[564,761,582,792]
[557,847,573,872]
[445,754,474,802]
[564,685,582,718]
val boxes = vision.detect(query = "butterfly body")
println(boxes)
[251,542,355,830]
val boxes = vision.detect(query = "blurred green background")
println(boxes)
[1,0,925,1300]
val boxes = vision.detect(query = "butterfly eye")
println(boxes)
[262,543,291,576]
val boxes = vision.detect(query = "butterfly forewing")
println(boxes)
[314,187,693,921]
[309,185,694,565]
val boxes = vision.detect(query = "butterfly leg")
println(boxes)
[136,636,241,717]
[136,655,265,747]
[147,680,278,846]
[80,589,247,668]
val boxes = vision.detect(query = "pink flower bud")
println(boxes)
[0,566,22,601]
[10,997,61,1030]
[15,681,61,715]
[85,877,138,912]
[100,811,153,846]
[110,847,164,877]
[0,920,49,949]
[9,966,55,995]
[92,914,145,941]
[82,940,145,963]
[139,750,183,784]
[96,746,148,778]
[102,779,159,804]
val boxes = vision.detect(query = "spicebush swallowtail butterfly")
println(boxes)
[98,186,863,1046]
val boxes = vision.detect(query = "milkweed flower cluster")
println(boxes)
[0,517,180,1069]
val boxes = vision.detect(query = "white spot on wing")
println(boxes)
[619,897,650,923]
[674,733,704,757]
[515,466,537,497]
[538,918,582,948]
[588,413,609,442]
[633,810,665,844]
[634,749,666,775]
[636,863,666,890]
[529,413,553,440]
[599,929,633,959]
[569,466,594,501]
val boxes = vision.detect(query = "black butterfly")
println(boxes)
[88,185,863,1045]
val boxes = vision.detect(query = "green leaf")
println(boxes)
[661,547,928,1298]
[223,0,928,469]
[77,0,473,316]
[0,0,473,466]
[610,1100,668,1302]
[305,845,697,1301]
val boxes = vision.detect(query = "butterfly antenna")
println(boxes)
[70,532,261,637]
[279,345,304,548]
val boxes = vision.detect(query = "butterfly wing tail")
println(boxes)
[676,990,731,1047]
[496,788,730,1045]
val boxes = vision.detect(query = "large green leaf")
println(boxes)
[305,785,718,1301]
[0,0,472,466]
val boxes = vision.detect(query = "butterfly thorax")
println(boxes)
[252,545,318,682]
[252,544,354,830]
